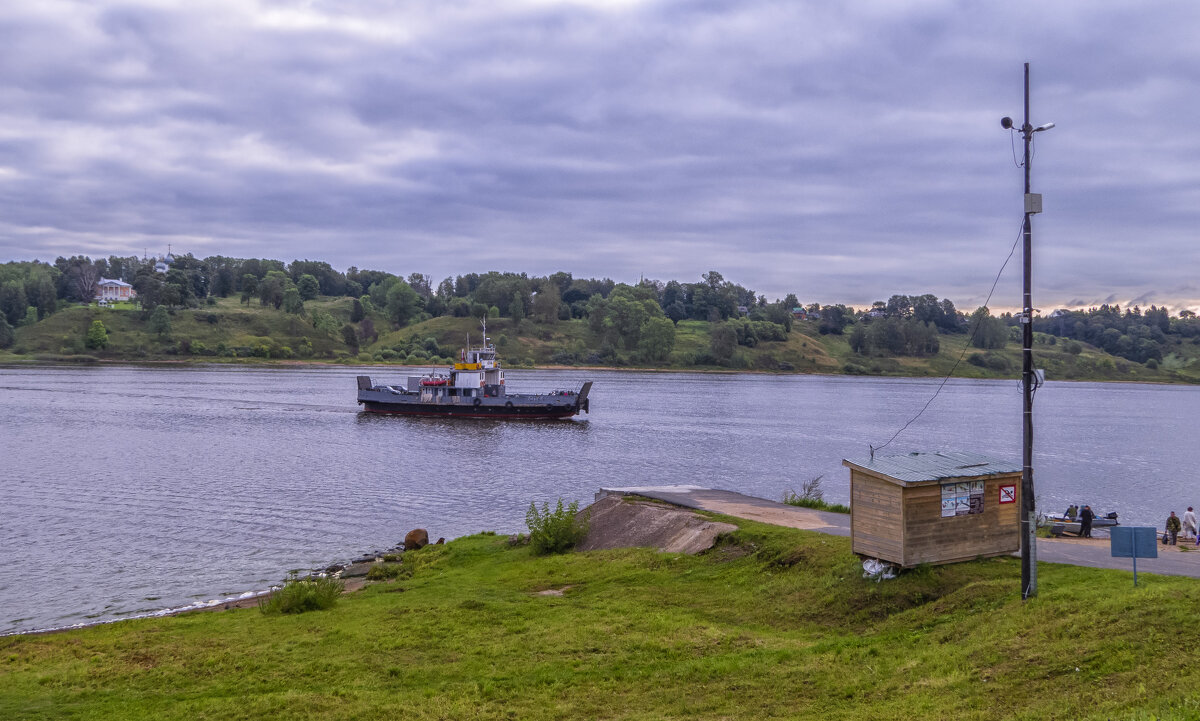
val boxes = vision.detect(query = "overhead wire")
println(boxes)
[870,215,1027,458]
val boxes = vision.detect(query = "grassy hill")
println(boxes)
[2,518,1198,719]
[3,297,1199,383]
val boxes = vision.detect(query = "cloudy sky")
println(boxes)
[1,0,1197,312]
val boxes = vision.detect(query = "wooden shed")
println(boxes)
[842,451,1023,568]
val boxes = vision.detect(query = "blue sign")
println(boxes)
[1110,526,1157,587]
[1110,527,1158,559]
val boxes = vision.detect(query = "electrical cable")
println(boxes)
[1009,129,1023,168]
[871,216,1026,457]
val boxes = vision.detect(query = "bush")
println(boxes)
[259,572,343,614]
[782,476,851,514]
[525,499,589,555]
[968,352,1011,371]
[85,320,108,350]
[366,563,408,581]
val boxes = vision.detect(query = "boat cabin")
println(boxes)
[405,335,507,401]
[842,451,1023,568]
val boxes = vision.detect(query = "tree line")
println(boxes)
[3,256,1198,371]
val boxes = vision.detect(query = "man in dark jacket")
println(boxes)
[1079,505,1095,538]
[1166,511,1182,545]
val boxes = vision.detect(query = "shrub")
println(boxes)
[782,476,851,514]
[525,499,589,555]
[259,572,343,614]
[968,352,1010,371]
[85,320,108,350]
[366,563,408,581]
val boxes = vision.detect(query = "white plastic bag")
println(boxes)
[862,558,897,582]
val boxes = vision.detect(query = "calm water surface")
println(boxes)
[2,365,1198,634]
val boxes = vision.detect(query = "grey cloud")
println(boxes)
[1,0,1198,312]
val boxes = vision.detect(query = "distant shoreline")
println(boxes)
[1,356,1194,385]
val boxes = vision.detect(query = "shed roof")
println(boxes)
[842,450,1021,484]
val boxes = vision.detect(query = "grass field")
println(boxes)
[3,519,1199,720]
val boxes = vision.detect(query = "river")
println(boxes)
[2,364,1197,635]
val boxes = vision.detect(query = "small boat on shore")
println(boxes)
[356,322,592,420]
[1041,511,1119,536]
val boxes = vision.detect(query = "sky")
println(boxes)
[1,0,1198,313]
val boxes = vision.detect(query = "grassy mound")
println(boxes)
[2,520,1198,719]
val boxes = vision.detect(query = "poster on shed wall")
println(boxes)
[940,484,956,518]
[942,481,986,517]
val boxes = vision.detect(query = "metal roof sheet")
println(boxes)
[842,450,1021,484]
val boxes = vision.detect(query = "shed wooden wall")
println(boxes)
[849,468,1021,567]
[900,474,1020,567]
[850,470,905,563]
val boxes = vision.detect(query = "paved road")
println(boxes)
[598,485,1200,579]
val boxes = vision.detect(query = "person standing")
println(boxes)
[1166,511,1182,546]
[1079,505,1095,538]
[1183,507,1197,542]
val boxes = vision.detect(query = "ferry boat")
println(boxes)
[356,323,591,419]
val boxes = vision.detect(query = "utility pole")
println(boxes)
[1002,63,1053,600]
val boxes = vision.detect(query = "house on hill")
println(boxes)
[95,278,136,303]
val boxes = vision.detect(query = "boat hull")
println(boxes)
[357,380,591,420]
[360,399,581,419]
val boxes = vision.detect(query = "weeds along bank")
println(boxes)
[2,520,1198,720]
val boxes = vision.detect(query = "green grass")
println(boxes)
[2,522,1198,719]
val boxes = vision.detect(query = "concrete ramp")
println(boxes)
[577,495,737,555]
[597,485,851,537]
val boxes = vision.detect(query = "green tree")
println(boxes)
[282,287,305,315]
[968,307,1007,349]
[164,268,196,308]
[710,322,737,364]
[350,298,365,323]
[310,310,341,337]
[0,315,13,349]
[637,316,676,363]
[147,305,172,339]
[510,290,525,323]
[240,274,258,305]
[385,281,422,326]
[132,269,164,310]
[0,281,26,326]
[258,270,292,309]
[531,283,561,324]
[341,323,359,353]
[85,319,108,349]
[32,276,57,319]
[296,274,320,301]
